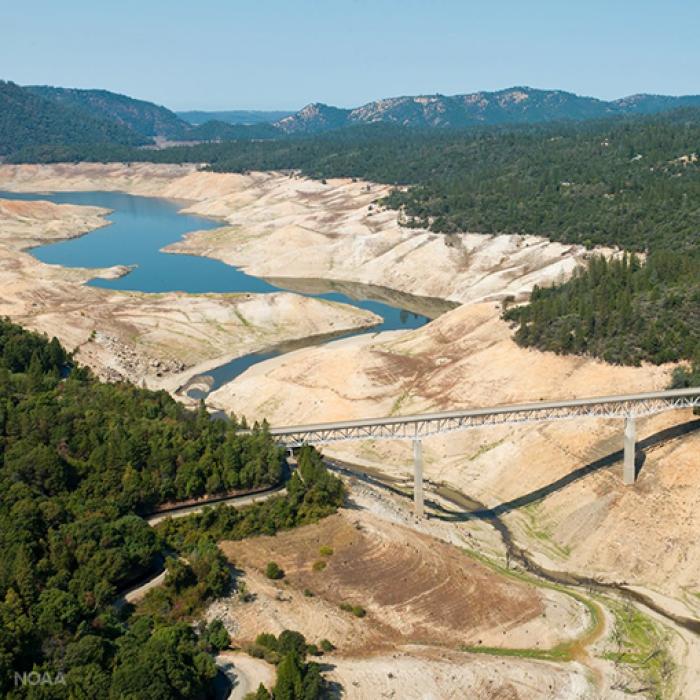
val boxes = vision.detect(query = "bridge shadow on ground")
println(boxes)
[438,418,700,522]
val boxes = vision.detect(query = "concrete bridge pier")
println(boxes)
[623,414,637,485]
[413,438,424,518]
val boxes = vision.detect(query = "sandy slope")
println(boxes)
[211,503,599,700]
[0,171,380,386]
[206,301,700,604]
[218,509,588,651]
[0,162,601,306]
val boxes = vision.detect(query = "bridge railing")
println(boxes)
[266,387,700,447]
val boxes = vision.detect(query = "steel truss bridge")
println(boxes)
[268,387,700,517]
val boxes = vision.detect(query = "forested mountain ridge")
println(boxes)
[0,80,147,155]
[1,82,282,153]
[26,84,192,140]
[275,86,700,133]
[7,80,700,151]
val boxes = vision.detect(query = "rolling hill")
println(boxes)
[26,85,191,140]
[177,109,293,125]
[0,80,148,156]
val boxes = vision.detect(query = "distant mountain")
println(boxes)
[274,86,700,133]
[611,93,700,115]
[187,120,284,141]
[0,80,147,156]
[6,81,700,155]
[177,109,293,125]
[275,103,353,134]
[26,85,190,140]
[186,120,282,141]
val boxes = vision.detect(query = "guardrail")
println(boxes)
[263,387,700,516]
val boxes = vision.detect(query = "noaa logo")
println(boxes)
[14,671,66,687]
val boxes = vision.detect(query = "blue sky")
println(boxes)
[2,0,698,110]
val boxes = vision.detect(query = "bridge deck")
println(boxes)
[266,387,700,446]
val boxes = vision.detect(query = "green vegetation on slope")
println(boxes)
[25,85,190,141]
[156,446,345,552]
[504,252,700,366]
[247,629,325,699]
[0,80,148,155]
[0,318,342,697]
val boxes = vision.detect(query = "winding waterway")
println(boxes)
[0,190,455,395]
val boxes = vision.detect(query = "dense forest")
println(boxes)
[504,252,700,366]
[0,318,343,698]
[0,81,147,156]
[25,85,192,141]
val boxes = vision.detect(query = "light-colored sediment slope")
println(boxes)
[0,161,601,389]
[321,650,591,700]
[212,506,598,699]
[0,183,379,386]
[0,162,599,306]
[167,173,597,306]
[219,509,588,651]
[208,301,700,604]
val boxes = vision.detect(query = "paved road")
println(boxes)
[145,485,287,525]
[114,486,286,608]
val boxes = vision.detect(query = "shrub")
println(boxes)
[352,605,366,618]
[319,545,334,557]
[278,630,308,658]
[238,581,253,603]
[340,602,366,618]
[255,633,278,651]
[312,560,326,572]
[246,644,265,659]
[265,561,284,580]
[319,639,335,653]
[202,619,230,652]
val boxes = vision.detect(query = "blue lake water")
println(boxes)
[0,190,452,394]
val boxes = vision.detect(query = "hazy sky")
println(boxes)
[2,0,698,110]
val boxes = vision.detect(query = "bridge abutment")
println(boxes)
[413,438,424,518]
[623,414,637,485]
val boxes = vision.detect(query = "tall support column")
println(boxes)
[623,414,637,485]
[413,438,424,519]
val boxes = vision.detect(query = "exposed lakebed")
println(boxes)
[0,190,455,396]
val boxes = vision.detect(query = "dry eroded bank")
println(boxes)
[0,162,599,306]
[207,302,700,605]
[0,166,381,386]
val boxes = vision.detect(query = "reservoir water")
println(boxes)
[0,190,454,394]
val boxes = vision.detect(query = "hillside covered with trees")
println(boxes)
[503,252,700,367]
[25,85,192,141]
[0,81,147,155]
[0,318,343,698]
